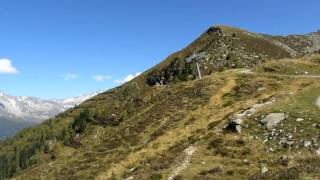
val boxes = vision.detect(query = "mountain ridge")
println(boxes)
[144,25,320,87]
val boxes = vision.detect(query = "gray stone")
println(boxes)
[224,118,243,133]
[281,155,288,161]
[232,118,243,125]
[261,164,268,174]
[243,159,250,165]
[280,137,295,147]
[235,125,242,133]
[304,141,312,147]
[296,118,304,122]
[261,113,287,130]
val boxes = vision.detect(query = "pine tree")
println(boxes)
[72,110,90,134]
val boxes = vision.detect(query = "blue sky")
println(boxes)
[0,0,319,99]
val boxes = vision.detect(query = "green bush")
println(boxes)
[72,110,90,134]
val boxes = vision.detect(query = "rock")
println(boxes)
[235,125,242,134]
[261,113,287,130]
[303,141,312,147]
[207,26,222,34]
[280,137,295,147]
[315,97,320,108]
[287,134,294,139]
[261,164,268,174]
[296,118,304,122]
[312,138,317,143]
[243,159,250,165]
[279,155,289,166]
[44,139,56,153]
[316,148,320,156]
[128,167,139,173]
[233,118,243,125]
[224,118,243,133]
[281,155,288,161]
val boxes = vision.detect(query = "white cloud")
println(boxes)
[64,73,78,80]
[92,75,112,82]
[114,72,141,84]
[0,59,18,74]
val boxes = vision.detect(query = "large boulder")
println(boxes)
[261,113,287,130]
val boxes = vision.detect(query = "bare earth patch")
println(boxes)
[168,146,197,180]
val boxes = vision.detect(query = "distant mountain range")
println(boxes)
[0,91,99,139]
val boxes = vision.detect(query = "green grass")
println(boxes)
[254,54,320,75]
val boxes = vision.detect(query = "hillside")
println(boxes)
[0,26,320,180]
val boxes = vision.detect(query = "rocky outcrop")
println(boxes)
[260,113,287,130]
[146,26,320,86]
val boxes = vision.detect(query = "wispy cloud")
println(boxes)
[64,73,78,80]
[114,72,141,84]
[92,75,112,82]
[0,59,18,74]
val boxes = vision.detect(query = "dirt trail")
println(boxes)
[96,77,238,179]
[168,146,197,180]
[233,68,320,78]
[210,76,237,106]
[165,77,238,179]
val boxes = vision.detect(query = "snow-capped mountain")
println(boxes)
[0,91,98,123]
[53,92,101,109]
[0,92,64,124]
[0,91,99,139]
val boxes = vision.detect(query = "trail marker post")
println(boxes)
[186,52,203,80]
[196,62,202,80]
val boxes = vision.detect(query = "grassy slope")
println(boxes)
[254,53,320,75]
[0,27,319,180]
[10,54,320,180]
